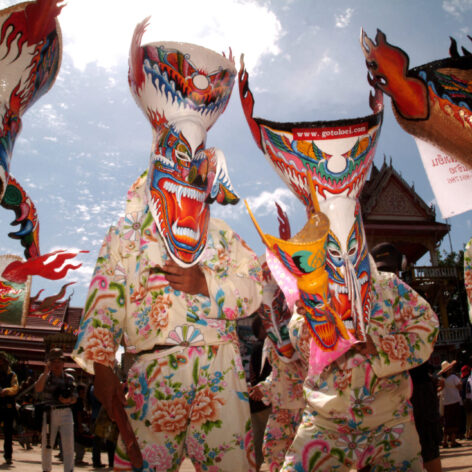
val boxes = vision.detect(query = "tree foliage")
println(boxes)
[434,249,468,328]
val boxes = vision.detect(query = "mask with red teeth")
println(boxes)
[129,19,239,267]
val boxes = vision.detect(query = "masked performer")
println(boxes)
[250,256,307,472]
[249,211,308,472]
[240,58,439,471]
[73,20,262,472]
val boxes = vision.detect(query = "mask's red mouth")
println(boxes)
[329,270,371,337]
[150,176,209,264]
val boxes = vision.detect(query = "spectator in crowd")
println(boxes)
[93,402,118,469]
[34,348,77,472]
[461,365,472,440]
[73,384,92,466]
[87,382,107,469]
[248,316,272,472]
[409,362,443,472]
[16,375,36,450]
[438,360,462,448]
[0,351,19,465]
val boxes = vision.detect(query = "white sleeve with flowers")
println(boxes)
[368,271,439,378]
[72,223,126,374]
[465,237,472,324]
[199,218,263,320]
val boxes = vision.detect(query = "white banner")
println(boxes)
[415,138,472,218]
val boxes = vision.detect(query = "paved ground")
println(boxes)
[1,440,471,471]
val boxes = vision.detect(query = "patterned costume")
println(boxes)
[256,341,305,472]
[73,19,262,472]
[253,254,307,472]
[238,56,439,471]
[282,261,438,471]
[465,238,472,324]
[73,176,262,471]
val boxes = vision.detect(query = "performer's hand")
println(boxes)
[295,299,306,316]
[163,259,209,296]
[353,334,377,358]
[93,363,126,420]
[249,385,264,402]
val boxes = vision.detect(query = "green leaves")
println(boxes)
[192,358,199,385]
[201,419,222,434]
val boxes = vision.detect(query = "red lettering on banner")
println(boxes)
[293,122,369,140]
[432,153,458,167]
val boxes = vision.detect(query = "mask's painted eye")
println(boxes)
[327,241,342,259]
[176,150,191,162]
[347,230,359,258]
[348,243,358,257]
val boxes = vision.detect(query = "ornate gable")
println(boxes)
[360,158,449,264]
[362,161,434,221]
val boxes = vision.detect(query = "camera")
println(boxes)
[53,384,74,400]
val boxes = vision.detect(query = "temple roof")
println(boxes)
[0,301,83,365]
[360,158,450,264]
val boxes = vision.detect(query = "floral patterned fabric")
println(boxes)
[263,408,303,472]
[281,261,439,471]
[256,336,306,472]
[113,344,255,472]
[282,417,423,471]
[257,340,306,412]
[72,175,263,471]
[465,237,472,324]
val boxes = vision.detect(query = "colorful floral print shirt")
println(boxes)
[73,175,263,374]
[302,262,439,432]
[465,237,472,324]
[257,340,307,411]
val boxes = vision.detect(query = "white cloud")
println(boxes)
[316,54,340,75]
[443,0,472,17]
[30,103,66,131]
[53,0,282,73]
[335,8,354,28]
[0,0,281,72]
[246,187,296,215]
[211,187,296,222]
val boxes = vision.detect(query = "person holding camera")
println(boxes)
[35,348,77,472]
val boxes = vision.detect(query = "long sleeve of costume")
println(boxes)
[72,224,126,373]
[200,221,263,320]
[368,270,439,378]
[257,373,274,406]
[465,238,472,324]
[257,341,306,410]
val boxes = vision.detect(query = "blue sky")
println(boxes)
[1,0,472,306]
